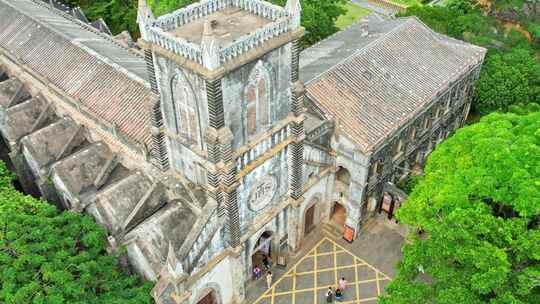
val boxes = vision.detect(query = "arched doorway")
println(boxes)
[304,204,316,236]
[197,289,218,304]
[330,202,347,227]
[336,166,351,185]
[251,231,273,275]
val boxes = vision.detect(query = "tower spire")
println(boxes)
[201,20,220,71]
[285,0,302,28]
[137,0,155,39]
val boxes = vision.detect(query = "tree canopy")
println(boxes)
[66,0,346,48]
[271,0,346,48]
[0,162,154,304]
[399,0,540,115]
[380,111,540,304]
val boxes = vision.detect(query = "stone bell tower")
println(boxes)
[138,0,305,248]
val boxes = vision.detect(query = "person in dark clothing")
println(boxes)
[262,255,270,270]
[326,286,334,303]
[335,288,343,301]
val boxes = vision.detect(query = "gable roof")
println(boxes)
[302,16,486,153]
[0,0,155,148]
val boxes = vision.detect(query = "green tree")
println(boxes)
[147,0,196,16]
[399,3,540,115]
[0,162,154,304]
[69,0,347,48]
[380,111,540,304]
[475,48,540,114]
[65,0,139,36]
[271,0,346,47]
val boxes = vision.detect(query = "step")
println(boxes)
[322,223,344,239]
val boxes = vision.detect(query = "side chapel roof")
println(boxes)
[0,0,155,147]
[301,15,486,153]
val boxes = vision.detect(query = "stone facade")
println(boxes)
[0,0,486,304]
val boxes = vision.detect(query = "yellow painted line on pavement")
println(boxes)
[333,243,338,287]
[376,271,380,296]
[251,237,391,304]
[264,278,386,297]
[354,257,360,303]
[313,245,318,303]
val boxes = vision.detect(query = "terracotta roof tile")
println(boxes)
[304,17,486,153]
[0,0,156,147]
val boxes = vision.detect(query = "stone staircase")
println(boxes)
[322,223,345,240]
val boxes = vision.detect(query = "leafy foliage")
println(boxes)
[147,0,196,16]
[399,0,540,115]
[65,0,139,37]
[380,111,540,304]
[475,48,540,114]
[271,0,346,48]
[397,175,422,195]
[67,0,347,48]
[0,162,154,304]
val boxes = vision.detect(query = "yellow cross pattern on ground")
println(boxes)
[252,237,391,304]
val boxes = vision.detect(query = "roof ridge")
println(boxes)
[1,0,151,88]
[28,0,144,59]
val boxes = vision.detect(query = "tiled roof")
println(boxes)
[0,0,155,147]
[303,16,486,153]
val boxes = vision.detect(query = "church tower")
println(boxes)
[138,0,305,250]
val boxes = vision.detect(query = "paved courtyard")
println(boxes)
[245,215,406,304]
[252,237,392,304]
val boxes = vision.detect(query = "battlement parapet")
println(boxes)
[142,0,297,70]
[153,0,287,30]
[146,27,204,64]
[218,16,290,63]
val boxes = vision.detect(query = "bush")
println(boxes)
[0,161,154,304]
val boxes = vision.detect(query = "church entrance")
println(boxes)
[331,202,347,227]
[251,231,273,279]
[304,204,316,236]
[197,290,218,304]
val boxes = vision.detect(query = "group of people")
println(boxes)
[253,254,273,289]
[326,277,348,303]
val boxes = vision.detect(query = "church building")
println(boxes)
[0,0,485,303]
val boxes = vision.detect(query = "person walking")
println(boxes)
[326,286,334,303]
[253,265,262,280]
[338,277,347,291]
[266,271,273,289]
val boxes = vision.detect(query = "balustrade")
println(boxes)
[143,0,292,67]
[236,125,290,171]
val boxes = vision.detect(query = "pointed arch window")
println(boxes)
[171,75,199,145]
[245,62,271,138]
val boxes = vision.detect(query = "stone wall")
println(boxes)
[221,43,292,149]
[364,63,484,214]
[154,56,209,183]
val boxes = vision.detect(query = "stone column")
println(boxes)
[205,78,225,216]
[229,250,246,303]
[205,128,222,215]
[286,202,302,253]
[219,128,241,248]
[150,99,169,171]
[289,82,305,199]
[287,78,306,253]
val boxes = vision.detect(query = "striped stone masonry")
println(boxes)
[217,128,241,247]
[206,78,225,129]
[291,39,300,83]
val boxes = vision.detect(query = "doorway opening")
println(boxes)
[251,231,273,278]
[336,166,351,185]
[197,289,218,304]
[304,204,316,236]
[331,202,347,227]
